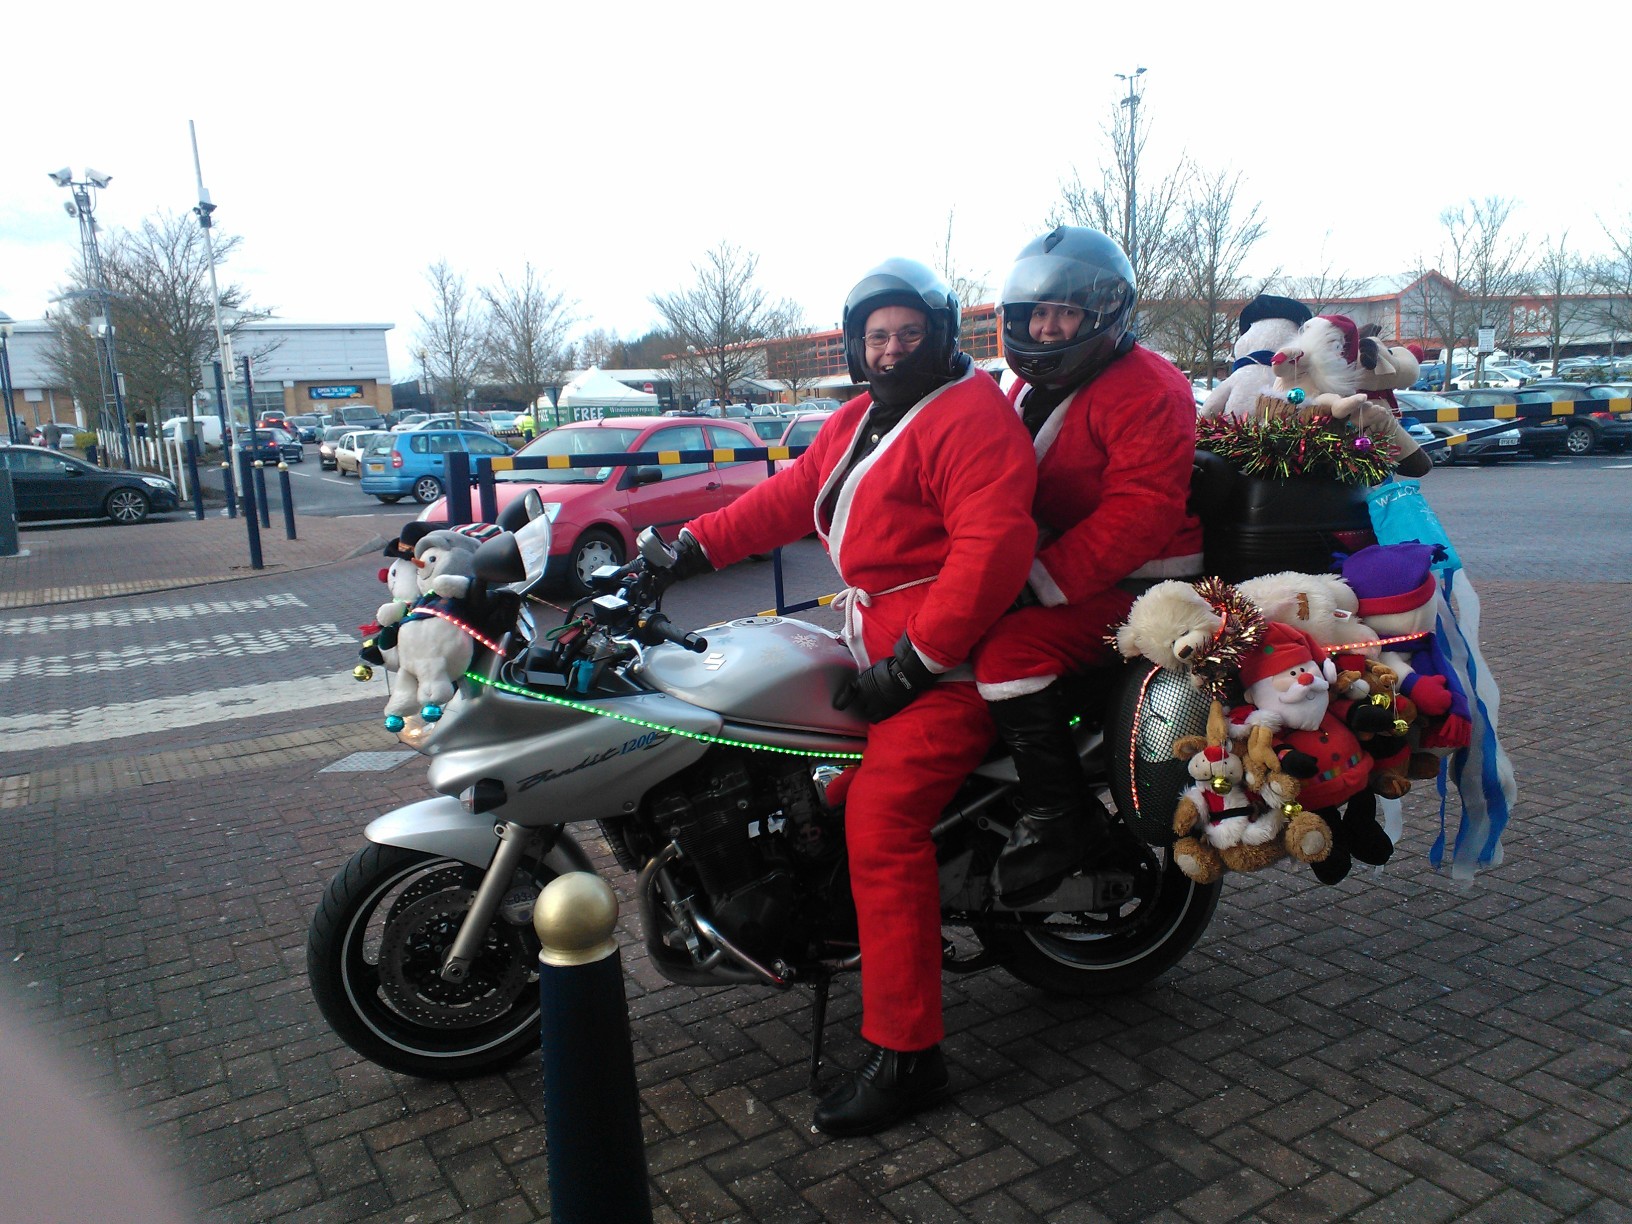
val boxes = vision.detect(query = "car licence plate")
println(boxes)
[366,462,383,472]
[1499,435,1518,447]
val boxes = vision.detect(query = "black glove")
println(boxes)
[1278,748,1319,779]
[834,634,939,723]
[640,528,714,594]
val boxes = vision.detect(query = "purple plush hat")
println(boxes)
[1339,543,1444,618]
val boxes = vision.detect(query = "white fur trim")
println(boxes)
[977,675,1057,700]
[1129,553,1205,580]
[910,642,950,675]
[1028,559,1068,607]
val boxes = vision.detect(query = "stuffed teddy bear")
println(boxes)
[1337,542,1472,752]
[382,531,487,730]
[1198,294,1312,421]
[1228,621,1396,884]
[1112,577,1267,699]
[1170,701,1333,884]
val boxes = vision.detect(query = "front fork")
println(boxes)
[440,821,550,984]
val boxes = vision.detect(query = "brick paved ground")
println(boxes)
[0,576,1628,1222]
[1,511,388,610]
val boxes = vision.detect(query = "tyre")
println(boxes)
[105,487,150,525]
[376,494,403,504]
[412,475,444,505]
[977,853,1220,996]
[307,844,549,1078]
[975,660,1221,996]
[566,528,624,596]
[1564,422,1597,455]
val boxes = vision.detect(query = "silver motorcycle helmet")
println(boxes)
[1000,226,1135,389]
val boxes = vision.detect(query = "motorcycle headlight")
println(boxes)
[142,476,176,491]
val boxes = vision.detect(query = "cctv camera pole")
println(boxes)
[191,122,242,506]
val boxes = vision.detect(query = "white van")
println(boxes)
[161,415,224,447]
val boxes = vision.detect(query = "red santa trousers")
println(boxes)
[970,591,1134,701]
[844,681,994,1052]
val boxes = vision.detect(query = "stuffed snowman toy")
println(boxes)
[1199,294,1312,420]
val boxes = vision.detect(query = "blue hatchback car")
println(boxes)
[359,429,514,504]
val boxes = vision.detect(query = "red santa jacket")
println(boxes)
[685,362,1037,670]
[1012,344,1203,607]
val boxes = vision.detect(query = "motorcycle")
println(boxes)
[307,465,1374,1079]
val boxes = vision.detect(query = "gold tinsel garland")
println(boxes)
[1187,577,1266,699]
[1195,412,1396,485]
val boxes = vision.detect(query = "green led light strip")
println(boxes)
[463,671,865,761]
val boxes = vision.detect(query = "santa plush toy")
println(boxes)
[1198,294,1312,420]
[1229,621,1396,884]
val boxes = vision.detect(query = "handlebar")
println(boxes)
[639,611,708,654]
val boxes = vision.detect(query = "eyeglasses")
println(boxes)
[863,326,927,350]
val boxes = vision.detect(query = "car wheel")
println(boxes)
[412,475,444,505]
[376,494,404,504]
[567,529,624,596]
[1564,423,1597,455]
[105,487,150,525]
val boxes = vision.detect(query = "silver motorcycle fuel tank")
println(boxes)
[633,616,871,738]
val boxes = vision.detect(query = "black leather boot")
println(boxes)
[812,1043,949,1137]
[990,683,1142,905]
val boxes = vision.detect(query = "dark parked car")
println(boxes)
[241,429,304,464]
[1504,382,1632,454]
[287,414,323,443]
[1429,388,1568,458]
[0,444,179,524]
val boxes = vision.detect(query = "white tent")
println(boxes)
[555,368,660,413]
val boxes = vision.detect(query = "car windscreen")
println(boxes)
[363,435,396,455]
[499,427,643,484]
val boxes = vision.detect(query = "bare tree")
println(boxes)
[1589,213,1632,358]
[47,211,259,430]
[1156,169,1268,375]
[479,263,575,415]
[1529,233,1597,365]
[1407,197,1532,374]
[763,306,825,403]
[416,260,484,418]
[934,208,990,307]
[575,327,620,369]
[650,242,790,402]
[1051,85,1190,341]
[1274,237,1364,317]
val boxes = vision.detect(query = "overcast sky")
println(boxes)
[3,1,1625,378]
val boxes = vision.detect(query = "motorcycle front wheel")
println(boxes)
[976,850,1220,996]
[307,844,548,1078]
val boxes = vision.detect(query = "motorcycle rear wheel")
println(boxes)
[976,851,1220,996]
[307,844,547,1078]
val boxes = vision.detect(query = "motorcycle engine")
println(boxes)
[646,755,845,958]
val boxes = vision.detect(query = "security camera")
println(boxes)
[48,167,74,187]
[63,201,78,218]
[85,168,112,188]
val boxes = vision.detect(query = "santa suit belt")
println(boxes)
[830,575,972,682]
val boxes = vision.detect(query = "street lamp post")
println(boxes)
[1115,67,1146,272]
[0,313,19,444]
[50,167,133,468]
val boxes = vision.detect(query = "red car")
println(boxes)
[421,415,770,595]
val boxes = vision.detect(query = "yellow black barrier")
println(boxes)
[1413,396,1631,423]
[487,446,799,473]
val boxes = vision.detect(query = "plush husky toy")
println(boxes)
[1199,294,1312,421]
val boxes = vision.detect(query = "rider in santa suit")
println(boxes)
[653,258,1038,1136]
[976,227,1205,903]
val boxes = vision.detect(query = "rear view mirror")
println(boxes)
[472,533,527,585]
[631,466,663,486]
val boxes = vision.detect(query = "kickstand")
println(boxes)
[807,971,831,1091]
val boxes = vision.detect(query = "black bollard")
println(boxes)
[533,874,653,1224]
[277,464,297,540]
[237,450,263,570]
[447,451,472,525]
[254,462,271,528]
[186,438,205,520]
[221,460,237,519]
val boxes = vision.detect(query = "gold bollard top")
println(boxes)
[533,872,618,967]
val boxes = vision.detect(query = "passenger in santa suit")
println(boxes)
[649,259,1038,1136]
[976,227,1205,903]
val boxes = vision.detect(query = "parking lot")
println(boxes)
[0,457,1628,1222]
